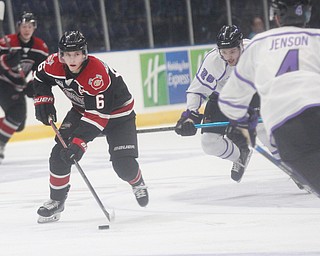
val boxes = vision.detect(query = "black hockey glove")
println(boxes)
[24,81,35,98]
[175,110,203,136]
[1,50,21,69]
[226,109,259,147]
[34,95,57,125]
[60,138,87,165]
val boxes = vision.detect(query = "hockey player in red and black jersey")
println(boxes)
[0,12,49,163]
[34,31,149,223]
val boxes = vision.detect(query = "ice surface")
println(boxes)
[1,132,320,256]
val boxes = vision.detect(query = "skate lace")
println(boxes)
[133,185,148,199]
[232,160,245,172]
[43,200,60,210]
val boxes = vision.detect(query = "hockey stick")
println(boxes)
[254,144,318,196]
[136,118,263,134]
[0,1,5,38]
[49,117,114,225]
[254,144,292,175]
[136,120,230,134]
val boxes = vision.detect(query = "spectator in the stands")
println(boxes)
[248,16,265,39]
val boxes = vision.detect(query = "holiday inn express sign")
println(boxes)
[140,48,210,107]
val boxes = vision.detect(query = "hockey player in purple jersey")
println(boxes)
[219,0,320,196]
[175,25,278,182]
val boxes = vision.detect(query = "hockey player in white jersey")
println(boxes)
[218,0,320,196]
[175,25,277,182]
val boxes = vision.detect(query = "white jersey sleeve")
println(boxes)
[186,48,235,111]
[218,26,320,139]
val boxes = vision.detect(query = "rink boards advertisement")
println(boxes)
[140,48,210,107]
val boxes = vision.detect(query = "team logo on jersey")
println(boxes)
[88,74,104,90]
[22,48,30,54]
[20,60,34,74]
[63,89,84,106]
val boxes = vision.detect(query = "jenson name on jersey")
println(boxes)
[269,35,308,50]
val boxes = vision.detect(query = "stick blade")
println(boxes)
[0,1,5,21]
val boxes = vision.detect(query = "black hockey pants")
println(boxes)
[273,106,320,197]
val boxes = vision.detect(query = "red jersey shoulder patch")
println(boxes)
[77,56,111,96]
[88,74,105,90]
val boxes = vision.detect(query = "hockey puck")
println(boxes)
[98,225,110,230]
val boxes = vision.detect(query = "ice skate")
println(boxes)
[231,147,253,182]
[132,181,149,207]
[37,185,70,223]
[37,199,65,224]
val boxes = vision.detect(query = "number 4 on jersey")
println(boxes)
[276,49,299,76]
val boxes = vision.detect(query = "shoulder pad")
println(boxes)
[243,38,251,48]
[32,37,50,55]
[0,34,19,49]
[43,53,65,76]
[77,56,111,96]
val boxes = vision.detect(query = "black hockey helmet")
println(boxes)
[58,31,88,62]
[270,0,312,27]
[217,25,243,49]
[17,12,37,28]
[58,31,87,52]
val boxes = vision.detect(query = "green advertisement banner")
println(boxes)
[140,47,213,107]
[140,52,168,107]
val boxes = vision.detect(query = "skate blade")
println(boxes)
[231,171,243,183]
[245,149,253,167]
[37,213,61,224]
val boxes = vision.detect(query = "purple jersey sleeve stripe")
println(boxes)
[193,48,220,91]
[186,91,207,100]
[234,67,256,89]
[271,103,320,134]
[218,98,248,110]
[216,62,228,81]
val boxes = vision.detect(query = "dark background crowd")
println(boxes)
[3,0,320,53]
